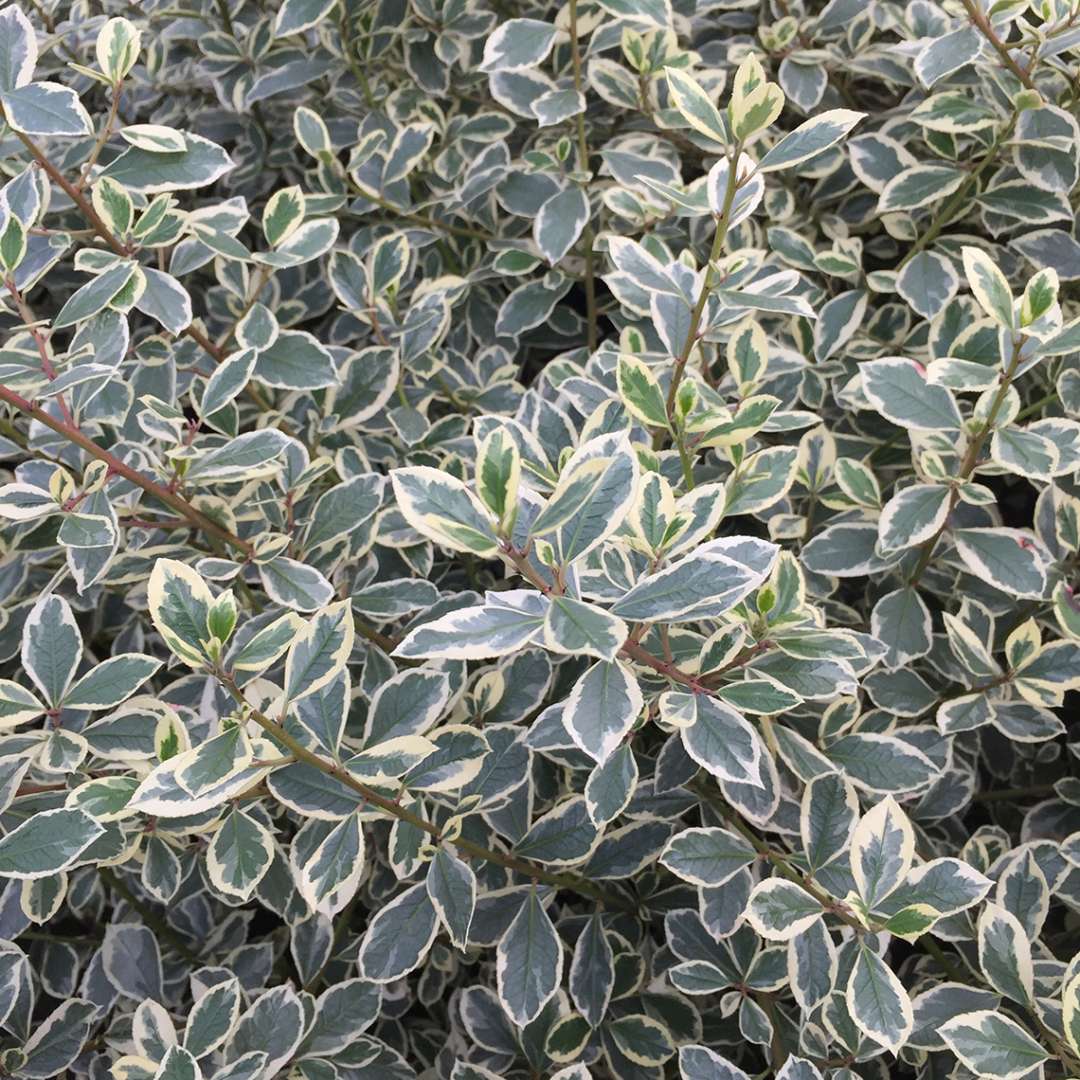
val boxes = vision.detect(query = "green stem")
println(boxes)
[215,0,236,35]
[974,783,1056,802]
[338,5,376,109]
[897,113,1018,271]
[99,866,200,962]
[909,335,1026,585]
[355,188,495,242]
[664,141,744,488]
[1015,388,1059,421]
[568,0,597,353]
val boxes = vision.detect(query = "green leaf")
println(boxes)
[878,484,951,553]
[182,977,241,1057]
[148,559,213,667]
[135,267,192,334]
[758,109,865,171]
[678,693,763,786]
[480,19,558,72]
[871,586,932,670]
[262,186,305,247]
[274,0,338,36]
[358,882,439,982]
[584,744,637,825]
[745,877,823,940]
[608,1014,675,1065]
[570,913,614,1027]
[847,942,913,1052]
[952,528,1049,598]
[259,556,334,612]
[661,826,756,887]
[991,426,1059,480]
[154,1046,201,1080]
[22,593,82,707]
[897,250,959,319]
[426,847,477,949]
[0,679,44,729]
[19,1000,98,1079]
[63,653,160,710]
[826,733,937,793]
[861,357,962,429]
[201,347,258,418]
[365,668,450,745]
[879,164,966,212]
[0,6,37,94]
[542,596,628,662]
[52,260,138,329]
[230,612,304,673]
[206,809,273,902]
[176,727,251,797]
[850,796,915,912]
[296,811,365,914]
[1064,970,1080,1058]
[2,80,92,136]
[617,354,669,428]
[96,17,141,82]
[940,1010,1048,1080]
[801,771,858,872]
[680,1046,753,1080]
[814,288,867,362]
[185,429,291,483]
[977,903,1034,1005]
[394,592,548,659]
[665,69,727,144]
[612,538,775,622]
[530,434,639,564]
[102,131,235,192]
[514,796,598,865]
[392,466,500,556]
[0,807,103,879]
[535,186,589,265]
[284,601,354,707]
[496,889,562,1026]
[476,426,521,527]
[562,659,641,761]
[962,245,1015,328]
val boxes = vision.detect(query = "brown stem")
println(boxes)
[4,278,75,426]
[0,383,253,554]
[15,133,293,435]
[960,0,1036,89]
[75,86,123,193]
[14,131,129,257]
[691,779,865,932]
[218,672,635,911]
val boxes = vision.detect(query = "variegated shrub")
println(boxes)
[0,0,1079,1078]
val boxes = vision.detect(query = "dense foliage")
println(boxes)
[0,0,1079,1078]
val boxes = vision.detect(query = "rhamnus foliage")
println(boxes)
[0,0,1078,1078]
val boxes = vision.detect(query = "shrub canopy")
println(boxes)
[0,1,1079,1079]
